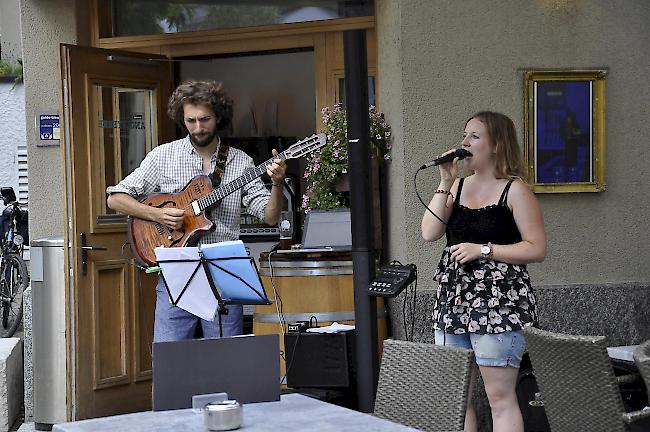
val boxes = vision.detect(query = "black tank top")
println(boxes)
[445,178,522,246]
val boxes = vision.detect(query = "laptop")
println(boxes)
[152,334,280,411]
[277,208,352,253]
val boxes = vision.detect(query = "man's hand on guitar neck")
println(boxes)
[107,192,185,230]
[266,149,287,186]
[263,149,287,226]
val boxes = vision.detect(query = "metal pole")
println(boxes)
[343,29,378,413]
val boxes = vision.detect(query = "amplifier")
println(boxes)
[284,331,356,389]
[239,176,297,240]
[239,212,279,237]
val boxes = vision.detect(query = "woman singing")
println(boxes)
[421,111,547,432]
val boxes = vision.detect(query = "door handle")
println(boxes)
[80,232,107,275]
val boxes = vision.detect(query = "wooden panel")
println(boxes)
[132,269,157,381]
[261,274,355,314]
[163,34,316,58]
[92,261,130,389]
[322,30,377,109]
[313,33,328,126]
[97,16,375,52]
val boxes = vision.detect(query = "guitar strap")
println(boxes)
[209,142,230,189]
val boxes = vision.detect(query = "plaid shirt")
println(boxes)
[106,136,270,244]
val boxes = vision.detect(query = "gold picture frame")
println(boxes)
[523,70,607,193]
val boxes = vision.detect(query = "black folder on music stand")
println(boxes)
[153,334,281,410]
[155,241,271,336]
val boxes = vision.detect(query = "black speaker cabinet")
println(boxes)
[284,330,355,389]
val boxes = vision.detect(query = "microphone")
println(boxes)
[420,148,472,169]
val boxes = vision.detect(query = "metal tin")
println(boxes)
[203,400,242,431]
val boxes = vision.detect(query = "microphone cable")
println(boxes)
[414,165,448,226]
[390,259,418,342]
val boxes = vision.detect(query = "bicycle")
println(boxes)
[0,187,29,338]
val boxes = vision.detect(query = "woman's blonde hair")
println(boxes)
[467,111,527,181]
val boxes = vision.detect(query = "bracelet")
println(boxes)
[434,189,454,207]
[272,182,283,187]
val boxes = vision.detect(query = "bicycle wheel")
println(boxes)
[1,253,28,337]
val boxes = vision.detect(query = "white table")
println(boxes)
[52,393,419,432]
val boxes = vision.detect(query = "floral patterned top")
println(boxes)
[432,178,538,334]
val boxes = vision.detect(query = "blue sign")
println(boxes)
[39,114,60,140]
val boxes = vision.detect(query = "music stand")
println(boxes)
[155,241,272,337]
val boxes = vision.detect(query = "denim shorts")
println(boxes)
[434,330,526,368]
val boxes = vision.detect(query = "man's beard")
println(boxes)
[189,130,218,148]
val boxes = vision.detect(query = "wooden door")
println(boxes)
[60,44,174,420]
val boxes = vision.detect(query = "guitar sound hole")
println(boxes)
[194,183,203,194]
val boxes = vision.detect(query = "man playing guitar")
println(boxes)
[106,80,287,342]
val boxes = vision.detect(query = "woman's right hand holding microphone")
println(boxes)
[438,149,461,189]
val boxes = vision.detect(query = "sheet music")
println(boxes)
[200,240,268,304]
[155,246,218,321]
[306,322,355,333]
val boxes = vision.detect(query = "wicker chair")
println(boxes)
[524,327,650,432]
[633,340,650,393]
[373,339,474,432]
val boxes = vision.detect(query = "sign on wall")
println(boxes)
[35,112,60,146]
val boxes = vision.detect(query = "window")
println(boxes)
[105,0,374,37]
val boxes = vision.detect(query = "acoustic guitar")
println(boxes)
[128,133,326,266]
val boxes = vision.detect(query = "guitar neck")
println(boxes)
[197,151,288,212]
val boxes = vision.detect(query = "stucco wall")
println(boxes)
[19,0,89,240]
[0,83,24,197]
[0,0,23,63]
[377,0,650,286]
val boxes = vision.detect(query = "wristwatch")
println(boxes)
[481,243,493,259]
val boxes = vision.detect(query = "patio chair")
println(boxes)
[373,339,474,432]
[524,327,650,432]
[633,340,650,391]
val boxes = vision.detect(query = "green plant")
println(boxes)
[0,59,23,85]
[301,103,392,212]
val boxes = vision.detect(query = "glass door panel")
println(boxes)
[91,83,156,221]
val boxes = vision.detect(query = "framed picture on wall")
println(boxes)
[523,70,607,193]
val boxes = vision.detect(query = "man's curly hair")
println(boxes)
[167,81,234,133]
